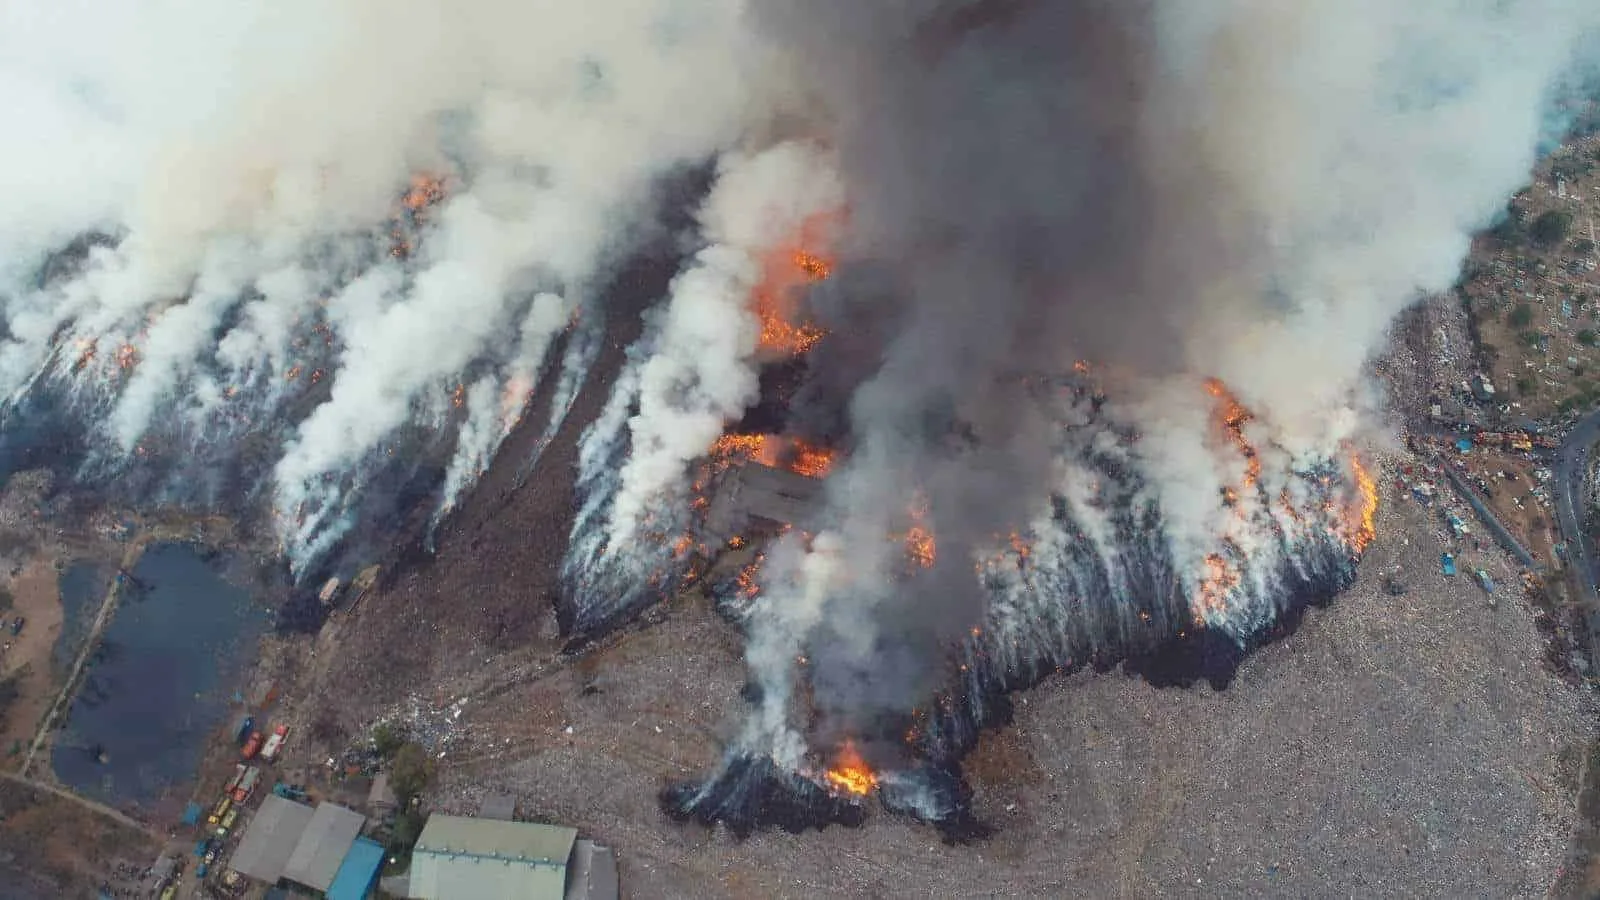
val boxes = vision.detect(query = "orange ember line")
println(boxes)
[823,739,878,796]
[1205,377,1262,492]
[1346,455,1378,552]
[736,554,764,599]
[1195,552,1240,622]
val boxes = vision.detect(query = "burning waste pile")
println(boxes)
[561,0,1595,838]
[0,0,1596,840]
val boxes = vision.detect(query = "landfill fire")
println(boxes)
[0,0,1594,846]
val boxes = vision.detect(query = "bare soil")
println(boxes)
[0,559,65,767]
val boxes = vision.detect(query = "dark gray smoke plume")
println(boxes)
[687,0,1600,783]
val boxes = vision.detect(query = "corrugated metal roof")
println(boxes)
[328,836,386,900]
[410,816,576,900]
[284,803,365,890]
[564,840,619,900]
[230,795,314,883]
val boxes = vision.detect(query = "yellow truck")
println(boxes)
[208,796,232,825]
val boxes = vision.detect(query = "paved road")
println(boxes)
[1553,408,1600,604]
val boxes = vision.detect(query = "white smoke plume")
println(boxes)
[602,142,842,550]
[0,0,778,570]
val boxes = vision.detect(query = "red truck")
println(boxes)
[261,724,289,762]
[240,731,264,760]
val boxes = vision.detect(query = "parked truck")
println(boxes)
[223,764,247,794]
[232,766,261,802]
[240,731,264,760]
[261,724,289,762]
[207,796,232,825]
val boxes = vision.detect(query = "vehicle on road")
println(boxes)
[8,616,22,636]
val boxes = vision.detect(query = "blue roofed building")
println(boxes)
[329,836,385,900]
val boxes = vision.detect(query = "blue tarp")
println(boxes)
[328,836,385,900]
[1441,553,1457,576]
[1455,438,1473,452]
[181,802,203,826]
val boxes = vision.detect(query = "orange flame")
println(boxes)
[823,739,878,796]
[898,494,937,569]
[402,173,447,212]
[707,433,838,479]
[750,217,836,358]
[1345,454,1378,552]
[1204,378,1261,490]
[788,440,837,478]
[736,554,764,599]
[1195,552,1240,621]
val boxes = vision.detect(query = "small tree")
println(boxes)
[1509,302,1534,328]
[371,723,407,760]
[390,742,435,804]
[1580,329,1597,347]
[1517,375,1537,396]
[1530,210,1574,247]
[1575,238,1596,256]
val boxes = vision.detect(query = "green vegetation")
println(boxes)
[1491,203,1526,246]
[379,742,436,876]
[1520,330,1544,348]
[1517,375,1538,397]
[390,742,435,804]
[1531,209,1574,247]
[0,586,12,614]
[371,722,407,759]
[1575,238,1596,256]
[1509,302,1535,328]
[1581,329,1598,347]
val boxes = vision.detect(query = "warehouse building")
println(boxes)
[399,815,617,900]
[230,795,317,884]
[229,796,377,895]
[284,802,366,891]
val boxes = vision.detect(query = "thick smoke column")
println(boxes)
[662,0,1600,833]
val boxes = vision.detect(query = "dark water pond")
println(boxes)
[51,542,266,810]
